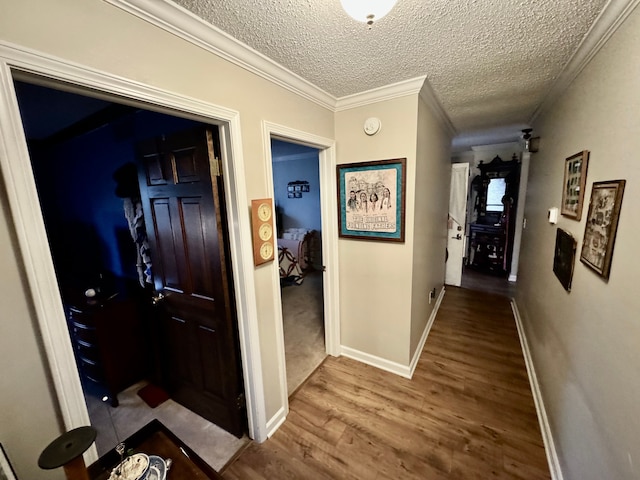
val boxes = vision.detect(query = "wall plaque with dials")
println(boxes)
[251,198,275,266]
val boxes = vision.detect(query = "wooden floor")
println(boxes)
[222,287,550,479]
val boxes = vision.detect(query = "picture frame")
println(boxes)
[0,443,18,480]
[294,192,302,198]
[580,180,626,280]
[337,158,406,242]
[561,150,589,220]
[553,228,577,292]
[287,192,294,198]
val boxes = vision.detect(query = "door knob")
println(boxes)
[151,292,166,305]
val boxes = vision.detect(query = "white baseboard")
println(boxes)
[511,300,564,480]
[408,286,446,377]
[341,286,446,380]
[508,274,517,282]
[265,405,287,439]
[340,345,412,378]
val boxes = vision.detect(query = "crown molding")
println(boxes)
[531,0,640,123]
[418,79,457,138]
[104,0,337,111]
[104,0,459,125]
[335,76,427,111]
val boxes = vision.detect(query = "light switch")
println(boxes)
[548,207,558,224]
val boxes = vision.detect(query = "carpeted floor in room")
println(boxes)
[280,269,326,395]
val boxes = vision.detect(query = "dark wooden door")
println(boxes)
[137,126,245,437]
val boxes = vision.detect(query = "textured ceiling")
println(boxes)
[172,0,607,145]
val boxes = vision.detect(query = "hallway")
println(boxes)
[222,287,550,479]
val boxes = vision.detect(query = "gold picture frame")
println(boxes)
[561,150,590,220]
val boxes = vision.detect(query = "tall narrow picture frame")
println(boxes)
[561,150,589,220]
[553,228,577,292]
[337,158,406,242]
[580,180,626,280]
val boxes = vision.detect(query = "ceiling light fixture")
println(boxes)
[340,0,398,29]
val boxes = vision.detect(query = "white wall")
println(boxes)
[518,6,640,479]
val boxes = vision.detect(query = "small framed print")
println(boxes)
[294,192,302,198]
[561,150,589,220]
[302,184,310,192]
[580,180,626,280]
[553,228,577,292]
[287,192,294,198]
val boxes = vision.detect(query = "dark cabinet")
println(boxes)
[65,288,149,406]
[468,155,520,277]
[469,224,507,275]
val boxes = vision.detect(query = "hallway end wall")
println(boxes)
[517,6,640,480]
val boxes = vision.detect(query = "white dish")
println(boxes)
[107,453,149,480]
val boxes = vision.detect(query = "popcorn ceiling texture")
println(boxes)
[174,0,606,133]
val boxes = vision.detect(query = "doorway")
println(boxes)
[270,139,326,395]
[13,80,249,467]
[462,154,521,297]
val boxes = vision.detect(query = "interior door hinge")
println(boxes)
[206,129,222,177]
[211,157,222,177]
[236,393,246,410]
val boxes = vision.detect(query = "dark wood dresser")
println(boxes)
[64,285,149,406]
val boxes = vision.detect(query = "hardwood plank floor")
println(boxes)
[222,287,550,479]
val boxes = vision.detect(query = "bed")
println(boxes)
[277,229,312,285]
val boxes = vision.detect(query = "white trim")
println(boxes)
[508,274,517,282]
[340,286,446,380]
[104,0,336,111]
[335,76,426,111]
[419,80,457,138]
[340,346,411,379]
[261,121,340,435]
[408,286,446,378]
[531,0,640,123]
[265,406,287,438]
[0,60,96,461]
[0,41,267,444]
[511,300,564,480]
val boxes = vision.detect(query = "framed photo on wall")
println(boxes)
[561,150,590,220]
[337,158,406,242]
[553,228,577,292]
[580,180,626,280]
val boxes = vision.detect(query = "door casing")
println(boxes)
[0,41,340,460]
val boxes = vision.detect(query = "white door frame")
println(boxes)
[261,121,340,432]
[0,41,267,461]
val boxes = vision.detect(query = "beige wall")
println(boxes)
[0,0,333,477]
[0,186,65,479]
[518,6,640,480]
[409,96,451,357]
[335,96,418,365]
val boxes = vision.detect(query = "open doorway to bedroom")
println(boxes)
[12,79,248,469]
[271,139,326,395]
